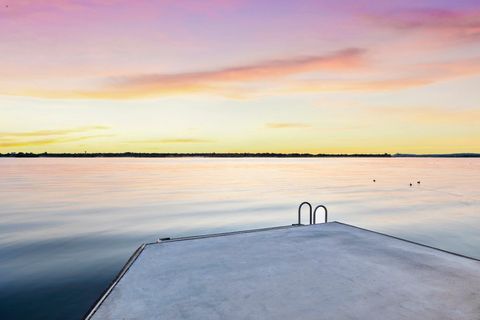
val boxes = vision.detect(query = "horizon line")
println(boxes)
[1,152,479,158]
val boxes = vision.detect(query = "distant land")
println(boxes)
[393,153,480,158]
[0,152,479,158]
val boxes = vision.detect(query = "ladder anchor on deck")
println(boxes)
[313,205,328,224]
[297,202,328,225]
[297,201,312,225]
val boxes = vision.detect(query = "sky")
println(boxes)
[0,0,479,154]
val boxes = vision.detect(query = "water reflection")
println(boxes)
[0,158,479,319]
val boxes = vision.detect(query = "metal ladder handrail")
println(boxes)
[297,201,312,225]
[313,205,328,224]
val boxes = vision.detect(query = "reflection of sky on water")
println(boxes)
[0,158,479,319]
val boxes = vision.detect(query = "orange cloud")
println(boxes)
[11,52,480,99]
[115,48,364,85]
[7,46,480,100]
[15,48,365,99]
[97,48,364,98]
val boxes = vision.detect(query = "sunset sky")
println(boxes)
[1,0,479,153]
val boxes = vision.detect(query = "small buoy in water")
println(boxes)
[417,181,421,184]
[373,179,376,182]
[409,183,413,187]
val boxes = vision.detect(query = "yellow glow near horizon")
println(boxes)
[1,1,479,154]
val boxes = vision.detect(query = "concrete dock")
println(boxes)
[86,222,480,320]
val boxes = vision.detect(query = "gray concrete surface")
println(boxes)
[88,222,480,320]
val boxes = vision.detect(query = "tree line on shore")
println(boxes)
[1,152,478,158]
[0,152,392,158]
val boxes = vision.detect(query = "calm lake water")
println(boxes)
[0,158,479,319]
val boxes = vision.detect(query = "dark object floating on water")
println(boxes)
[417,181,421,184]
[410,183,413,187]
[373,179,376,182]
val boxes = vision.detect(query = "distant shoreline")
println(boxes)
[1,152,479,158]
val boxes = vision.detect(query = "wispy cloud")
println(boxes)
[364,106,480,125]
[14,47,480,99]
[368,8,480,43]
[1,0,241,16]
[135,138,214,144]
[0,125,110,148]
[266,122,312,129]
[0,125,109,138]
[0,135,110,147]
[286,56,480,93]
[0,0,120,18]
[17,48,365,99]
[115,48,364,85]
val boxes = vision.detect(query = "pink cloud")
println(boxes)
[0,0,241,18]
[369,8,480,42]
[6,48,364,99]
[105,48,365,93]
[10,48,480,99]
